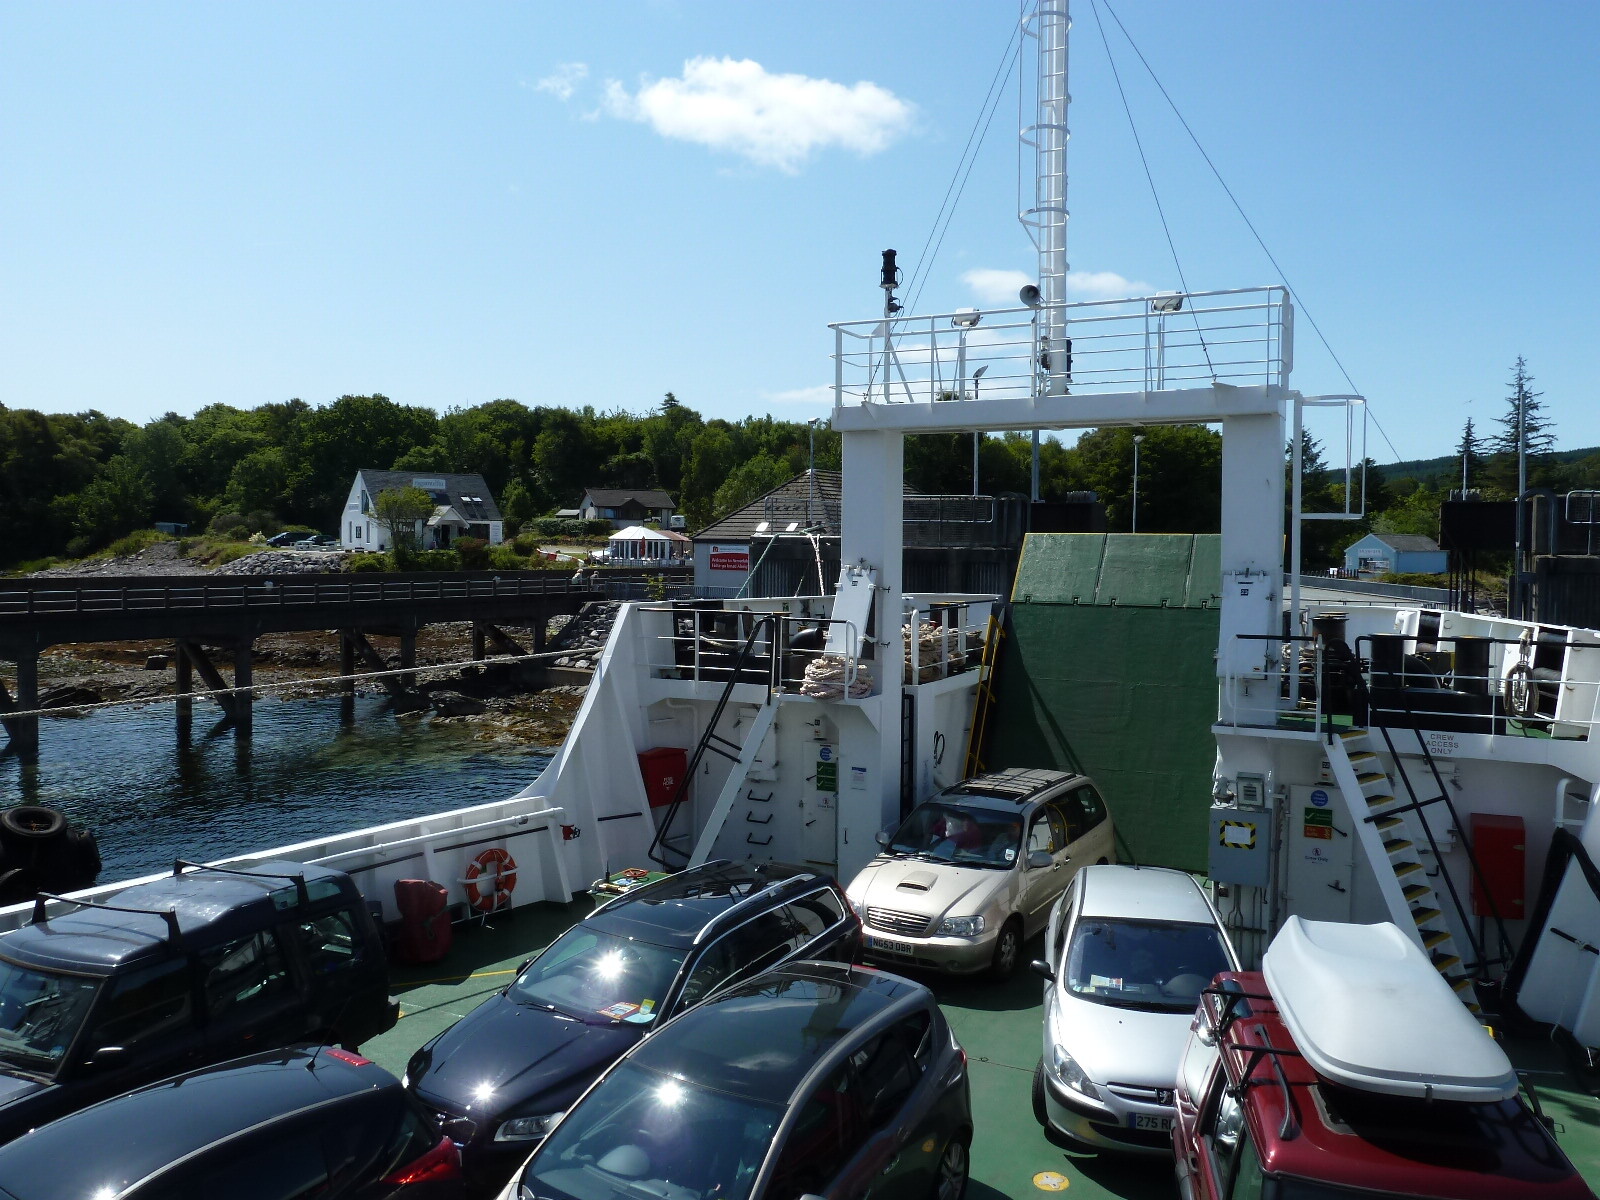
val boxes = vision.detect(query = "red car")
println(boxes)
[1173,918,1596,1200]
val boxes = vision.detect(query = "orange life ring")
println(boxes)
[464,848,518,912]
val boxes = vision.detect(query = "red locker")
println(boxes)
[638,747,689,808]
[1470,813,1525,919]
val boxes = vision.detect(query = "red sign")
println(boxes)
[708,544,750,572]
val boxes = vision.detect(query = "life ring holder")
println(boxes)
[462,848,518,915]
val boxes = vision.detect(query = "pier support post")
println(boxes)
[175,641,193,743]
[0,651,40,758]
[399,631,417,691]
[232,645,253,736]
[471,624,486,662]
[533,598,547,653]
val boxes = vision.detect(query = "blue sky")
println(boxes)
[2,1,1596,463]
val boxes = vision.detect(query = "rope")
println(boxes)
[0,647,582,723]
[1099,0,1404,462]
[1088,0,1215,378]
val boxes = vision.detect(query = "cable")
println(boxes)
[904,23,1023,312]
[1100,0,1405,462]
[908,46,1020,315]
[1088,0,1215,378]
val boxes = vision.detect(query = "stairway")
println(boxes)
[1325,728,1480,1013]
[687,700,781,868]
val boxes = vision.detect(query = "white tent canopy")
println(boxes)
[606,525,690,562]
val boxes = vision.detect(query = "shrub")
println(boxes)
[454,537,490,570]
[64,536,93,559]
[210,512,248,536]
[582,519,614,537]
[209,543,264,567]
[244,510,279,536]
[413,550,460,571]
[347,552,392,572]
[511,531,540,555]
[105,529,174,559]
[487,545,528,571]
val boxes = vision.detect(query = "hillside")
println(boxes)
[1382,445,1600,486]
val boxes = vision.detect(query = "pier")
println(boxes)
[0,568,686,754]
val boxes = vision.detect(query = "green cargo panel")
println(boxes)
[987,534,1221,872]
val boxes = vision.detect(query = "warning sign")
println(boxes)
[1218,820,1257,849]
[1303,807,1333,841]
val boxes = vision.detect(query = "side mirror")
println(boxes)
[1030,959,1056,983]
[85,1045,129,1069]
[440,1116,477,1143]
[517,958,533,974]
[1028,850,1053,870]
[875,830,891,848]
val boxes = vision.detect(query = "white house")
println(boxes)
[577,488,677,530]
[1342,531,1448,577]
[341,470,504,551]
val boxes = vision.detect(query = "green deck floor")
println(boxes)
[364,905,1600,1200]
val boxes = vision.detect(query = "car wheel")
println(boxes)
[988,918,1022,980]
[1032,1058,1050,1127]
[933,1135,969,1200]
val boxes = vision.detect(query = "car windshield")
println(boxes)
[517,1062,780,1200]
[887,802,1021,869]
[1064,918,1231,1012]
[0,957,100,1074]
[509,927,685,1025]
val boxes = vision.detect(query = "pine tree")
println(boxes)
[1485,357,1554,493]
[1456,418,1483,493]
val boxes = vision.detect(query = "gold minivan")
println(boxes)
[845,768,1115,979]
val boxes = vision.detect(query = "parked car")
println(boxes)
[494,960,971,1200]
[0,1045,461,1199]
[294,533,337,550]
[846,768,1115,979]
[406,861,859,1191]
[0,859,396,1145]
[265,531,300,547]
[1029,864,1237,1153]
[1173,918,1597,1199]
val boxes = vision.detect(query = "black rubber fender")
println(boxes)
[0,806,66,841]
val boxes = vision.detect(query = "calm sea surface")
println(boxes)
[0,697,553,882]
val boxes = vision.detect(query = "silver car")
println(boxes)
[1030,864,1238,1154]
[845,769,1115,979]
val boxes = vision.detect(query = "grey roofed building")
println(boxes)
[578,488,677,530]
[341,469,505,551]
[693,470,846,542]
[1366,533,1443,552]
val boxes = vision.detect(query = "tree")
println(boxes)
[75,455,154,546]
[1485,357,1554,493]
[712,454,790,520]
[1456,418,1484,493]
[372,486,436,558]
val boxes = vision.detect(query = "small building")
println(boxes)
[341,470,504,551]
[577,488,676,530]
[1343,532,1447,577]
[606,525,692,566]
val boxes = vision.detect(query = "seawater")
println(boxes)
[0,697,552,883]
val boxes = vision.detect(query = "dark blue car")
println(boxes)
[404,861,858,1192]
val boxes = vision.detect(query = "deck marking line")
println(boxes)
[399,968,519,988]
[1033,1171,1070,1191]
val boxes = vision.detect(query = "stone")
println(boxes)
[431,692,487,717]
[144,654,172,671]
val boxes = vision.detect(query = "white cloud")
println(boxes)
[535,62,588,101]
[762,385,833,406]
[961,268,1031,304]
[600,57,913,173]
[962,267,1155,305]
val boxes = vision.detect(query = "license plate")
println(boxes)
[1130,1113,1173,1133]
[865,935,915,956]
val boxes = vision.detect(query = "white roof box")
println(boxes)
[1262,918,1517,1102]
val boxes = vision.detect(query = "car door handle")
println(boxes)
[881,1156,900,1175]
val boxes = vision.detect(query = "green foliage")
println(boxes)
[411,550,460,571]
[454,536,490,569]
[105,529,176,559]
[511,531,541,555]
[347,551,393,572]
[372,486,435,555]
[712,454,790,519]
[1377,572,1448,587]
[487,544,529,570]
[645,573,668,601]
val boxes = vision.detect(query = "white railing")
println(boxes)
[831,286,1290,407]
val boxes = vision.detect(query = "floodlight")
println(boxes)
[1151,293,1184,313]
[951,309,981,329]
[1019,284,1042,308]
[973,366,989,380]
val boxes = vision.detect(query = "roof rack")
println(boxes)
[31,892,183,945]
[173,859,310,907]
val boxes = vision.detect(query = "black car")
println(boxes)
[0,1045,460,1199]
[501,961,971,1200]
[406,861,859,1191]
[0,859,396,1145]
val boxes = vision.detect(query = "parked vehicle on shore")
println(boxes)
[0,860,396,1146]
[847,769,1114,979]
[494,960,971,1200]
[405,861,858,1192]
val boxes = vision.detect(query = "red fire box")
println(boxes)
[638,747,689,808]
[1470,812,1525,919]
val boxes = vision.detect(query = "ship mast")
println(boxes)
[1020,1,1071,399]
